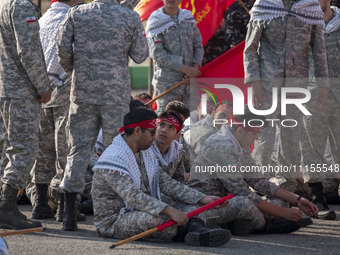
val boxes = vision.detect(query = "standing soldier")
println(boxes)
[30,0,84,221]
[244,0,328,192]
[0,0,51,229]
[56,0,149,231]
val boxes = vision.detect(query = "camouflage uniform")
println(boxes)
[146,7,204,114]
[31,2,71,191]
[56,0,148,193]
[244,0,329,192]
[0,0,50,190]
[301,6,340,184]
[188,125,286,223]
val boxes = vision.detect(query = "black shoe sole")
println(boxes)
[317,210,336,221]
[184,229,231,247]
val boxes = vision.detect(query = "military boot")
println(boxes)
[184,218,231,247]
[56,193,64,222]
[221,219,253,236]
[63,192,77,231]
[0,184,42,229]
[309,182,336,220]
[264,218,301,234]
[31,184,55,219]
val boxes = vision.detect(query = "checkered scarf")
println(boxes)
[146,7,196,38]
[250,0,324,25]
[93,134,161,207]
[149,140,182,169]
[325,6,340,34]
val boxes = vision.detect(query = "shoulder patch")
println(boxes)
[25,15,37,23]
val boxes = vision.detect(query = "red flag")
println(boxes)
[135,0,236,45]
[197,41,249,103]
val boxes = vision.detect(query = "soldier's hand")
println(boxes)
[180,65,201,78]
[198,195,228,209]
[38,88,52,103]
[283,208,302,222]
[317,86,327,111]
[161,206,188,226]
[251,81,266,109]
[297,197,318,217]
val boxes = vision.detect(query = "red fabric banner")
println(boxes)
[135,0,236,45]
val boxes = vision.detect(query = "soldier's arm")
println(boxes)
[129,15,149,64]
[11,2,50,96]
[103,170,169,217]
[147,35,183,72]
[55,11,74,76]
[120,0,140,10]
[243,20,263,84]
[159,170,205,205]
[192,25,203,67]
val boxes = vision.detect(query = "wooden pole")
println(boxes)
[237,0,250,15]
[145,81,184,106]
[0,227,44,237]
[110,228,158,249]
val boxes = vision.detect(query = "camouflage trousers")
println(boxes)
[252,91,304,192]
[0,98,41,190]
[0,117,8,185]
[31,104,69,189]
[97,196,266,240]
[300,89,340,183]
[60,102,128,193]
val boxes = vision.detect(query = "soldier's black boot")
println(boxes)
[0,184,42,229]
[222,220,253,236]
[56,193,64,222]
[309,182,336,220]
[63,192,77,231]
[31,184,55,219]
[264,218,301,234]
[184,218,231,247]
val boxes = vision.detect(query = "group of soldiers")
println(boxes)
[0,0,339,250]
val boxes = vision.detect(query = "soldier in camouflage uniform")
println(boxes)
[55,0,148,231]
[188,111,318,233]
[299,0,340,220]
[244,0,329,192]
[0,0,52,229]
[92,108,231,247]
[146,0,203,115]
[30,0,85,221]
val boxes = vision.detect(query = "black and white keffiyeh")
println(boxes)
[325,6,340,33]
[250,0,324,25]
[149,140,182,169]
[93,134,161,213]
[146,7,196,38]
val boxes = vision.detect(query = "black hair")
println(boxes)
[230,107,267,132]
[124,108,158,136]
[129,99,146,111]
[158,110,184,132]
[165,101,190,119]
[133,92,152,101]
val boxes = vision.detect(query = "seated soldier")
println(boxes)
[91,107,233,247]
[188,110,318,234]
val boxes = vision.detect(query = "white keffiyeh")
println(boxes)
[146,7,196,38]
[149,140,182,169]
[250,0,324,25]
[325,6,340,34]
[93,134,160,213]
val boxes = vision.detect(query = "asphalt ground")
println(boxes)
[1,204,340,255]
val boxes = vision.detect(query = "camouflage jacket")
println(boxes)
[0,0,50,100]
[146,8,203,92]
[244,15,329,91]
[188,125,279,205]
[92,155,205,230]
[56,0,148,106]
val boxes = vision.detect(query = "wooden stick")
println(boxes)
[145,81,184,106]
[0,227,44,237]
[237,0,250,15]
[110,228,158,249]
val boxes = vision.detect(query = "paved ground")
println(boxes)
[1,204,340,255]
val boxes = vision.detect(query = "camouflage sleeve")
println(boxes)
[311,24,329,88]
[159,170,205,204]
[243,21,263,84]
[129,17,149,64]
[108,170,169,216]
[120,0,140,9]
[12,2,50,96]
[56,10,74,75]
[171,158,186,183]
[192,26,203,66]
[147,36,183,71]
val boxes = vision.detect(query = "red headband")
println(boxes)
[228,116,261,133]
[198,102,215,112]
[50,0,58,4]
[158,115,181,133]
[139,98,151,104]
[215,104,233,114]
[119,119,157,133]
